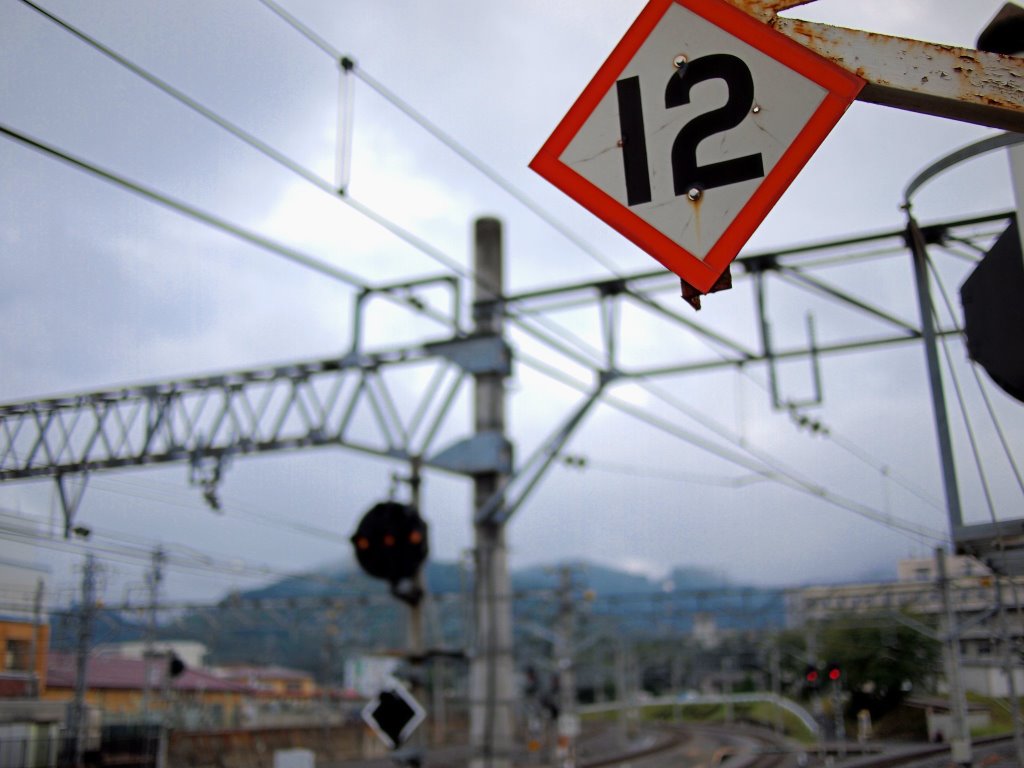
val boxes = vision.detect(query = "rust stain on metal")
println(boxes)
[771,17,1024,131]
[723,0,820,23]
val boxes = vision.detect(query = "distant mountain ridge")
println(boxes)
[240,558,739,601]
[50,559,785,675]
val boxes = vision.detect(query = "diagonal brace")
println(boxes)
[475,384,606,527]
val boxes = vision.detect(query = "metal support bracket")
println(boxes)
[55,472,89,537]
[424,334,512,376]
[753,268,824,412]
[475,385,605,527]
[430,431,513,476]
[726,0,1024,132]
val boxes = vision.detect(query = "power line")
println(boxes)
[14,0,500,296]
[0,123,364,287]
[927,255,1024,515]
[0,508,293,584]
[8,0,958,550]
[254,0,626,278]
[89,475,351,545]
[248,2,962,536]
[514,351,947,543]
[560,454,772,488]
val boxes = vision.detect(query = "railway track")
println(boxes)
[575,721,1018,768]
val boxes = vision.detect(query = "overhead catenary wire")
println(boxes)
[0,123,365,289]
[89,474,352,545]
[561,455,771,488]
[253,0,626,279]
[8,0,962,549]
[14,0,498,296]
[0,507,293,585]
[0,109,938,549]
[247,0,963,532]
[926,254,1024,508]
[514,351,947,543]
[7,0,616,383]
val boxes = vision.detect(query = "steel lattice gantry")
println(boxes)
[0,331,513,531]
[0,210,1012,534]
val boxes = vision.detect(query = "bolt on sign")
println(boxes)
[530,0,863,308]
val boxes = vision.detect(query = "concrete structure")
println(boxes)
[906,697,992,743]
[343,655,400,697]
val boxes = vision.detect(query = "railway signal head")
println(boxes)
[826,662,842,683]
[351,501,429,585]
[804,665,820,688]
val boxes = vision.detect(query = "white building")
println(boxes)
[93,640,210,669]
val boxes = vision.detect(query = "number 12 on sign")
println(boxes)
[617,54,765,206]
[529,0,863,302]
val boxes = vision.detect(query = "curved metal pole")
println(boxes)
[903,132,1024,206]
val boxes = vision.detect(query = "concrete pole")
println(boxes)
[994,577,1024,766]
[770,645,783,735]
[615,640,628,746]
[29,578,44,699]
[937,548,972,767]
[406,464,427,766]
[69,553,97,767]
[143,547,165,718]
[469,217,515,768]
[555,567,577,768]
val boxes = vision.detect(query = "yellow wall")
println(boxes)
[0,618,49,690]
[42,686,247,726]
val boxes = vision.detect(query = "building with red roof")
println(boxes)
[43,652,254,729]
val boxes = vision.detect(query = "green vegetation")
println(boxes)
[773,614,941,722]
[818,615,941,721]
[966,694,1024,738]
[585,700,816,742]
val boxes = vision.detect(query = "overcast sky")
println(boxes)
[1,0,1022,609]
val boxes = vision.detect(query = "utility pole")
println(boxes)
[770,644,783,735]
[142,547,165,717]
[469,217,515,768]
[554,567,578,768]
[906,215,965,537]
[936,548,971,767]
[29,578,44,698]
[68,553,97,768]
[405,463,427,768]
[995,576,1024,766]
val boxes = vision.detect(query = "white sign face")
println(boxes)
[562,4,825,260]
[531,0,863,294]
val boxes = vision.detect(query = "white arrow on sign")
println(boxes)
[530,0,863,300]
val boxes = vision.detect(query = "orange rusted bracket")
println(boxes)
[725,0,1024,133]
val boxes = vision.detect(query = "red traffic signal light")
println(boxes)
[804,665,820,687]
[826,662,842,682]
[351,501,429,586]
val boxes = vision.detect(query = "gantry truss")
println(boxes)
[0,210,1013,533]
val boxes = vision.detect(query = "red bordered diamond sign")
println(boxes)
[529,0,864,296]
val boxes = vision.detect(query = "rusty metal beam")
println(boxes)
[723,0,818,23]
[725,0,1024,131]
[773,19,1024,132]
